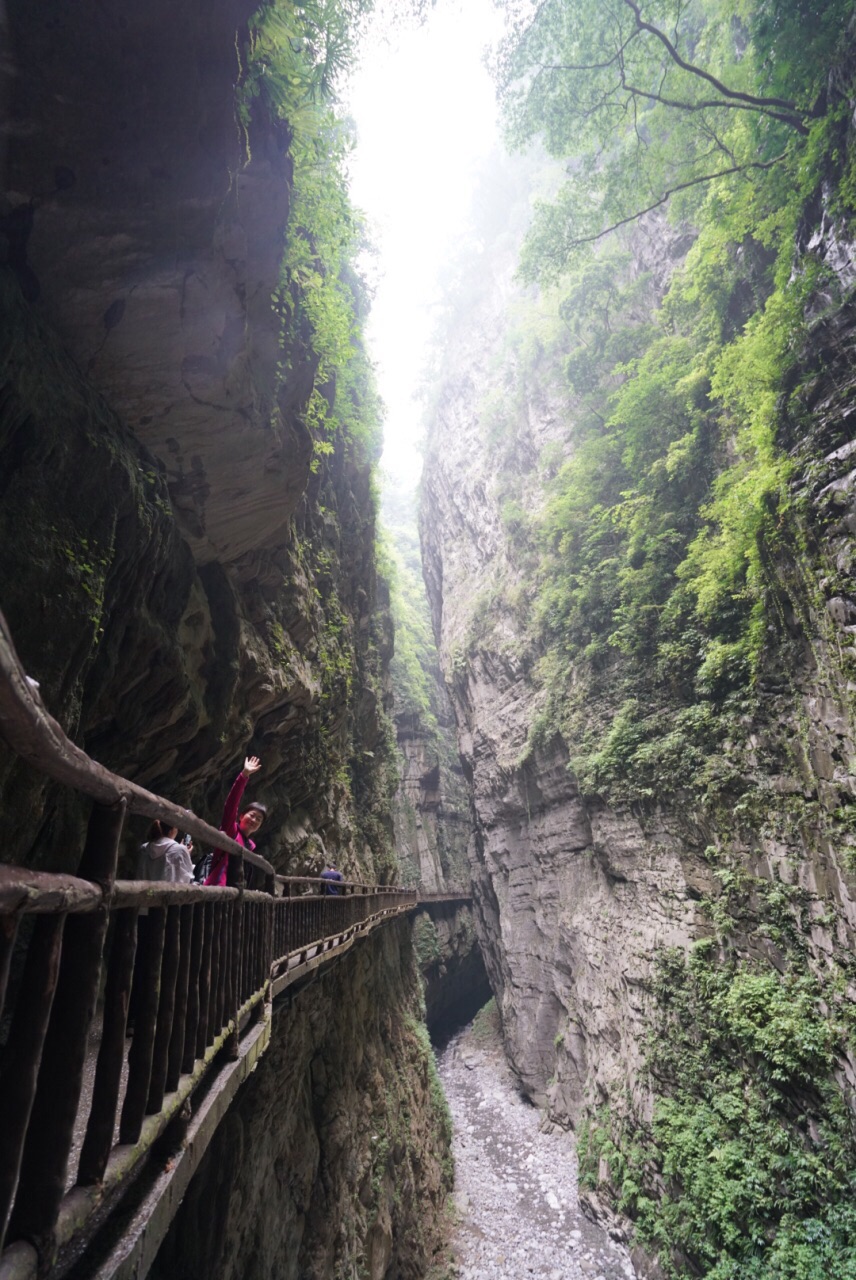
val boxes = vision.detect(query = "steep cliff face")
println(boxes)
[393,698,492,1037]
[149,923,452,1280]
[0,0,395,883]
[421,117,856,1272]
[0,7,452,1277]
[384,485,490,1034]
[393,713,470,894]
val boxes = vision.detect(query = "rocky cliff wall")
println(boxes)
[421,134,856,1271]
[393,712,470,894]
[0,0,395,883]
[0,7,452,1277]
[149,921,452,1280]
[384,485,490,1034]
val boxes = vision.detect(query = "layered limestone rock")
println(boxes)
[393,697,492,1036]
[392,682,492,1038]
[4,0,304,566]
[393,710,470,894]
[420,168,856,1148]
[149,922,452,1280]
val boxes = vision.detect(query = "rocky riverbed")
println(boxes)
[437,1006,634,1280]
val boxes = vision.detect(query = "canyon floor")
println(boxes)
[437,1008,634,1280]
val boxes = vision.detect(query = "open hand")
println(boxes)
[242,755,262,778]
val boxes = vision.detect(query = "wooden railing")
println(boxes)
[0,612,415,1280]
[414,892,473,906]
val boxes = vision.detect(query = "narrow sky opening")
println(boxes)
[346,0,503,490]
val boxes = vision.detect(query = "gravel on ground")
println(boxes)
[437,1014,634,1280]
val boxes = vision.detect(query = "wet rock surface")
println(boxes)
[438,1015,633,1280]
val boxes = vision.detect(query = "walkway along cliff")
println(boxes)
[0,612,465,1279]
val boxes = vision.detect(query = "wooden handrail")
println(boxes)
[0,609,275,879]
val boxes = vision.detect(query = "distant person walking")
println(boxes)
[136,821,194,884]
[320,862,344,895]
[205,756,267,887]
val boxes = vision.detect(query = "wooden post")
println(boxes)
[181,904,204,1074]
[119,907,166,1144]
[77,907,138,1185]
[166,904,193,1092]
[7,799,125,1258]
[195,903,214,1057]
[206,901,220,1039]
[225,898,241,1061]
[222,902,234,1029]
[146,905,181,1114]
[0,914,65,1252]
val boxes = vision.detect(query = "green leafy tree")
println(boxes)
[493,0,851,277]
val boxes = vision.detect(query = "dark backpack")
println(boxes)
[193,851,213,884]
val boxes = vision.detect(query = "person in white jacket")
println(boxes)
[136,820,194,884]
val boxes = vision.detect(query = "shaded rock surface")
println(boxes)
[413,905,492,1040]
[394,711,471,894]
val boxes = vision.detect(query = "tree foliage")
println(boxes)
[449,5,856,1275]
[493,0,851,276]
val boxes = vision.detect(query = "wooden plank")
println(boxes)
[0,867,101,917]
[110,882,237,909]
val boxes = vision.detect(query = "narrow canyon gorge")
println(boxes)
[3,1,856,1279]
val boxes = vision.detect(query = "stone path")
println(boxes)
[437,1016,634,1280]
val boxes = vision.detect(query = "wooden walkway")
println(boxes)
[0,611,416,1280]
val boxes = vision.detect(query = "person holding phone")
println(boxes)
[136,821,194,883]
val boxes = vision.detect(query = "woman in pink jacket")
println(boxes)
[204,756,266,887]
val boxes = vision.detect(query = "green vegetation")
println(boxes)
[240,0,382,467]
[469,997,501,1047]
[578,943,856,1279]
[236,0,421,880]
[418,3,856,1276]
[413,913,442,967]
[444,0,856,820]
[495,0,850,276]
[380,495,441,732]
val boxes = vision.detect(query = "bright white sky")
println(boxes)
[346,0,504,489]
